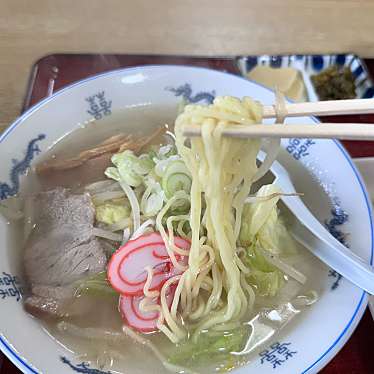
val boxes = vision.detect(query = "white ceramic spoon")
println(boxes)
[258,151,374,295]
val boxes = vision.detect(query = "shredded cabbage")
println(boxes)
[243,243,285,297]
[239,184,303,296]
[240,184,282,245]
[240,184,297,254]
[168,327,248,368]
[75,272,118,298]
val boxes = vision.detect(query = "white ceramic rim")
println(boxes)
[0,65,372,374]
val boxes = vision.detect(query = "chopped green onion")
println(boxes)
[162,160,192,199]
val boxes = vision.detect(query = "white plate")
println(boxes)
[0,65,372,374]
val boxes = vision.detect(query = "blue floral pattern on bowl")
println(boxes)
[165,83,215,104]
[0,272,24,301]
[86,91,112,120]
[259,341,297,369]
[61,357,112,374]
[325,199,349,290]
[0,134,46,200]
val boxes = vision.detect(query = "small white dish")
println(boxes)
[236,54,374,101]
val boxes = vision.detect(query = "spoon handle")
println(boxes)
[292,220,374,294]
[266,155,374,294]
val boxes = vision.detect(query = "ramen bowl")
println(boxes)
[0,65,372,374]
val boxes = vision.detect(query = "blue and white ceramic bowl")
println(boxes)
[0,65,372,374]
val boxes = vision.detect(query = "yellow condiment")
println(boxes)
[247,65,308,102]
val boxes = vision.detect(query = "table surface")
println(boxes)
[2,2,374,372]
[2,0,374,130]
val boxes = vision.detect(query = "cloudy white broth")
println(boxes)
[5,97,321,373]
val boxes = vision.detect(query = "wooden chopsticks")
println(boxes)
[184,123,374,140]
[262,98,374,118]
[182,98,374,140]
